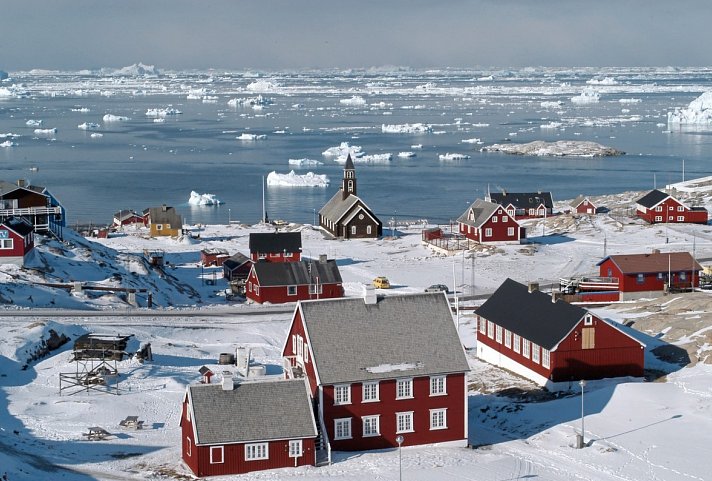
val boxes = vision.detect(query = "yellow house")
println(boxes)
[147,205,182,237]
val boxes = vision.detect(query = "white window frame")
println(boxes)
[677,205,685,212]
[351,225,357,235]
[288,440,302,458]
[334,384,351,405]
[655,216,663,222]
[523,339,531,359]
[155,224,163,231]
[492,216,498,223]
[655,205,663,212]
[362,415,380,437]
[245,442,269,461]
[478,316,486,334]
[284,251,293,258]
[507,227,515,236]
[0,238,12,250]
[186,436,192,456]
[502,215,508,222]
[532,343,540,364]
[334,418,352,440]
[677,216,685,221]
[430,408,447,430]
[210,445,224,464]
[362,381,379,402]
[495,325,502,343]
[504,329,512,348]
[396,411,414,434]
[513,334,521,353]
[287,285,298,296]
[430,376,446,396]
[584,314,593,326]
[396,378,413,399]
[487,320,494,339]
[542,348,551,368]
[367,225,372,235]
[309,283,323,295]
[485,227,492,237]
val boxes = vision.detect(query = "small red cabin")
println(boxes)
[200,248,230,267]
[636,189,708,224]
[0,217,34,266]
[570,195,598,214]
[476,279,645,389]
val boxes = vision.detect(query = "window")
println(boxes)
[186,437,192,456]
[655,206,663,212]
[529,209,535,216]
[245,443,268,461]
[351,226,357,235]
[678,206,685,212]
[309,284,323,295]
[367,225,372,235]
[334,418,352,440]
[396,412,414,433]
[304,346,309,363]
[396,379,413,399]
[668,216,674,221]
[284,251,293,257]
[254,285,259,295]
[430,409,447,430]
[287,285,297,296]
[430,376,446,396]
[507,227,515,236]
[669,206,674,210]
[485,228,492,237]
[502,216,508,222]
[680,271,687,281]
[288,440,302,457]
[362,381,379,402]
[654,216,662,222]
[636,273,644,284]
[495,326,502,343]
[487,321,494,339]
[542,348,550,368]
[156,224,163,231]
[362,415,380,437]
[0,238,13,249]
[513,334,521,353]
[677,216,685,221]
[532,343,540,364]
[492,216,498,223]
[523,339,530,358]
[210,446,224,464]
[478,316,486,334]
[334,384,351,405]
[584,314,593,326]
[658,272,664,280]
[504,329,512,348]
[582,328,595,349]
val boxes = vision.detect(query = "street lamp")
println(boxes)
[578,379,587,448]
[228,208,231,225]
[396,435,404,481]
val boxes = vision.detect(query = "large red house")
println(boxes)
[246,257,343,304]
[597,251,702,300]
[457,199,525,244]
[487,192,553,219]
[636,189,708,224]
[282,292,470,462]
[181,378,318,477]
[0,217,34,266]
[249,232,302,262]
[475,279,645,389]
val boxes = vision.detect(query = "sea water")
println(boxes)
[1,67,711,226]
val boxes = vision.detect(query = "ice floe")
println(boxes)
[571,88,600,104]
[439,153,471,160]
[78,122,100,130]
[90,133,103,138]
[0,141,15,147]
[288,158,323,167]
[103,114,131,122]
[188,191,224,206]
[228,95,273,107]
[586,77,618,85]
[340,95,367,106]
[236,133,267,140]
[398,151,416,158]
[246,80,280,92]
[34,128,57,135]
[334,153,392,164]
[382,123,432,134]
[481,140,624,157]
[322,142,363,158]
[540,101,563,108]
[668,91,712,124]
[411,144,423,149]
[71,107,91,112]
[461,137,483,144]
[26,119,42,127]
[145,107,182,117]
[266,170,329,187]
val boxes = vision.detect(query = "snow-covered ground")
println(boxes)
[1,187,712,480]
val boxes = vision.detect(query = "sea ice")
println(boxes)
[228,95,273,107]
[540,101,563,108]
[145,108,182,117]
[335,153,391,163]
[236,133,267,140]
[481,140,624,157]
[246,80,280,92]
[0,141,15,147]
[322,142,363,158]
[26,120,42,127]
[71,107,91,112]
[78,122,100,130]
[668,91,712,124]
[398,151,416,158]
[411,144,423,149]
[340,95,367,106]
[571,88,600,104]
[34,128,57,135]
[266,171,329,187]
[461,138,483,144]
[289,158,323,166]
[188,191,224,206]
[382,123,432,134]
[586,77,618,85]
[103,114,131,122]
[439,153,471,160]
[90,133,103,138]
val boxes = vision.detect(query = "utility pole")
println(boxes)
[578,379,587,448]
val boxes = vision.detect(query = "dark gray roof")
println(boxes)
[475,278,586,350]
[148,206,182,229]
[249,232,302,254]
[113,209,139,221]
[636,189,671,208]
[489,192,553,209]
[0,180,48,197]
[223,252,251,270]
[456,199,501,227]
[253,259,342,286]
[300,293,469,385]
[319,190,381,227]
[570,195,587,208]
[1,217,33,236]
[189,379,317,445]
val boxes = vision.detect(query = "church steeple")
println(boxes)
[342,154,357,200]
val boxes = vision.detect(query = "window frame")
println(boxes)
[288,440,302,458]
[429,408,447,430]
[245,442,269,461]
[334,384,351,405]
[362,381,380,403]
[396,378,414,400]
[513,334,521,353]
[504,329,512,348]
[523,339,531,359]
[210,445,224,464]
[334,418,352,440]
[396,411,414,434]
[495,325,502,343]
[542,348,551,368]
[287,285,298,296]
[430,376,446,396]
[484,227,493,237]
[362,415,380,437]
[532,343,540,364]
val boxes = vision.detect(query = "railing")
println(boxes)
[0,206,62,216]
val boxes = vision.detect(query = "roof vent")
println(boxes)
[363,284,377,305]
[17,179,26,188]
[528,282,539,293]
[319,254,328,264]
[221,372,235,390]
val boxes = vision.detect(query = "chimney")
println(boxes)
[17,179,26,188]
[652,248,661,254]
[161,204,168,212]
[221,372,235,390]
[363,284,377,305]
[528,282,539,293]
[319,254,328,264]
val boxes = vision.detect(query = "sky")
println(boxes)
[2,0,712,71]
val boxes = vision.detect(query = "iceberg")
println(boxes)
[411,144,423,149]
[289,158,323,166]
[382,123,432,134]
[78,122,100,130]
[90,133,103,138]
[228,94,273,107]
[540,101,563,108]
[340,95,367,106]
[0,141,15,147]
[668,91,712,125]
[246,80,280,92]
[188,191,224,206]
[146,107,182,117]
[571,88,600,104]
[439,153,471,160]
[461,137,483,144]
[103,114,131,122]
[26,119,42,127]
[322,142,363,158]
[398,151,416,158]
[236,133,267,140]
[266,171,329,187]
[71,107,91,112]
[481,140,624,157]
[34,128,57,135]
[335,153,391,163]
[108,63,160,77]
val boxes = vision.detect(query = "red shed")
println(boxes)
[181,378,317,477]
[476,279,645,389]
[598,251,701,299]
[282,292,469,460]
[201,248,230,267]
[457,199,524,244]
[0,217,34,266]
[246,257,343,304]
[636,189,708,224]
[570,195,598,214]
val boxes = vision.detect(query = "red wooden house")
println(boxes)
[0,179,65,238]
[200,248,230,267]
[457,199,524,244]
[570,195,598,214]
[246,257,343,304]
[597,251,702,300]
[636,189,708,224]
[112,209,146,227]
[0,217,34,266]
[475,279,645,389]
[249,232,302,262]
[223,252,253,281]
[181,378,318,477]
[487,191,553,219]
[282,292,470,462]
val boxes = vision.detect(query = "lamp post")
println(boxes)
[228,208,231,225]
[578,379,587,448]
[313,208,316,226]
[396,435,404,481]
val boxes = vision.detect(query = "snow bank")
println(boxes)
[571,88,600,104]
[103,114,131,122]
[188,191,224,206]
[668,91,712,124]
[340,95,367,106]
[382,123,432,134]
[145,107,182,117]
[26,119,42,127]
[236,133,267,140]
[481,140,624,157]
[289,158,323,166]
[439,153,471,160]
[78,122,100,130]
[246,80,280,92]
[266,170,329,187]
[322,142,363,158]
